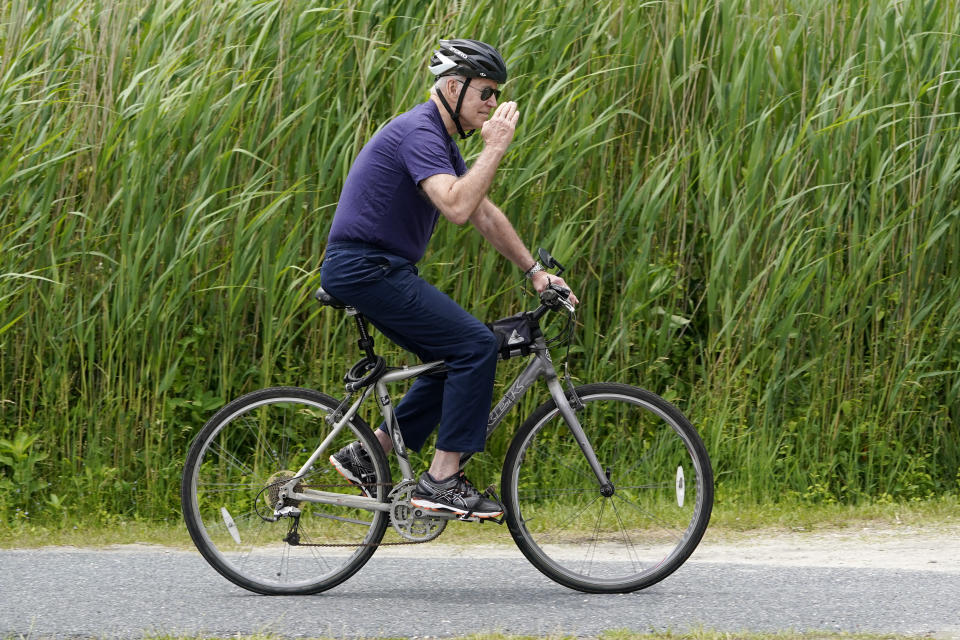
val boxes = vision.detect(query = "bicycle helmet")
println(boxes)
[429,39,507,139]
[429,39,508,83]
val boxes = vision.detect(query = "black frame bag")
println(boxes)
[486,312,538,360]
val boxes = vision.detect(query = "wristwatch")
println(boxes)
[524,261,545,279]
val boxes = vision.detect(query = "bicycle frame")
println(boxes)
[285,334,612,513]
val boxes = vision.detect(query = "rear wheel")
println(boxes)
[502,383,713,593]
[181,386,390,594]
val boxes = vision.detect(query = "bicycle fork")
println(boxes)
[544,375,615,497]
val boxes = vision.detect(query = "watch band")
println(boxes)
[524,261,545,279]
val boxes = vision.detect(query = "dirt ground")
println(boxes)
[42,519,959,574]
[689,524,960,572]
[350,522,960,572]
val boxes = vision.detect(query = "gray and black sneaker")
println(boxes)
[410,471,504,519]
[329,441,376,497]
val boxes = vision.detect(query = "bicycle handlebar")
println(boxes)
[532,281,574,321]
[527,246,575,321]
[539,283,571,306]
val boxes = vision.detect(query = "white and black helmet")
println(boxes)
[429,39,507,139]
[429,39,508,83]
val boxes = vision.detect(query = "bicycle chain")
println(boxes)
[274,480,440,548]
[265,477,503,548]
[293,537,432,548]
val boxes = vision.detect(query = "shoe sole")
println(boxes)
[329,455,373,498]
[410,497,503,519]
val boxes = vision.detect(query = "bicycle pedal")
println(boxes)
[483,485,507,516]
[455,513,505,525]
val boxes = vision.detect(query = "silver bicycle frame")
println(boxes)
[286,336,610,512]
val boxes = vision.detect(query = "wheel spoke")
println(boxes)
[614,482,673,491]
[297,528,335,572]
[610,498,645,573]
[517,485,597,499]
[238,413,285,470]
[526,493,601,542]
[612,491,687,543]
[196,482,265,494]
[278,539,291,583]
[579,497,607,576]
[536,443,597,483]
[617,429,670,479]
[208,440,255,477]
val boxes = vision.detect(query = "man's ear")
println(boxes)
[443,76,459,98]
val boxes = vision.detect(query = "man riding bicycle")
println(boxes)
[321,39,577,519]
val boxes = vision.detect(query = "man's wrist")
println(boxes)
[524,261,545,279]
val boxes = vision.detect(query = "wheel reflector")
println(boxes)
[676,465,685,507]
[221,507,242,544]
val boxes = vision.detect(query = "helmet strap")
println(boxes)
[436,76,476,140]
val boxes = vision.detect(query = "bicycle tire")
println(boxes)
[502,382,713,593]
[181,386,390,595]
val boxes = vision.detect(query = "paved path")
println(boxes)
[2,532,959,638]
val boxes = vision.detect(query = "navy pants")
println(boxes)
[320,242,498,453]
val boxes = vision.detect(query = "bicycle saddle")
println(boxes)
[314,287,347,309]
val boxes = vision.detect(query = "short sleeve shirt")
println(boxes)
[327,100,467,263]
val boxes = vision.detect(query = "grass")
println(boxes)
[2,495,955,550]
[705,493,960,535]
[1,0,959,526]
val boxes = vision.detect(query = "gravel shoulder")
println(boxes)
[691,523,960,572]
[43,523,960,573]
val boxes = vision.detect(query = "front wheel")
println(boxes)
[181,386,391,595]
[502,383,713,593]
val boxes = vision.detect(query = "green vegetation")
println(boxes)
[1,0,959,527]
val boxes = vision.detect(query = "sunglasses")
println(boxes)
[456,78,501,101]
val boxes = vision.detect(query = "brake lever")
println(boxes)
[546,283,575,313]
[539,285,574,311]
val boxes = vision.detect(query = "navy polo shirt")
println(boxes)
[328,100,468,264]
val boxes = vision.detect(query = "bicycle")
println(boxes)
[180,249,713,595]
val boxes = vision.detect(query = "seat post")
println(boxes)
[350,310,377,361]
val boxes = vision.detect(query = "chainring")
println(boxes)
[388,480,447,542]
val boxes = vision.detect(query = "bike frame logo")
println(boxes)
[488,377,528,427]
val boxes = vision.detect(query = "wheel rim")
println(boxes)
[185,395,387,591]
[508,391,710,588]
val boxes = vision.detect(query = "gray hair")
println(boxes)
[432,74,464,97]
